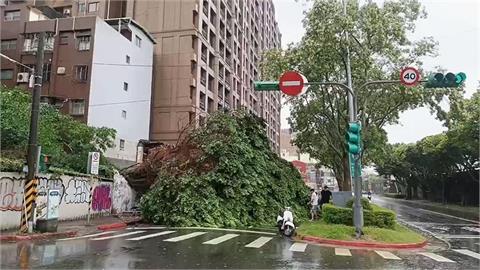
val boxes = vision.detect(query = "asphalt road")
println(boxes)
[1,196,479,269]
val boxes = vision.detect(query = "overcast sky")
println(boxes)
[273,0,479,144]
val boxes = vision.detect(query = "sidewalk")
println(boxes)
[0,214,142,242]
[380,196,479,222]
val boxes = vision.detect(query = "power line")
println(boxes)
[0,53,34,71]
[88,99,150,107]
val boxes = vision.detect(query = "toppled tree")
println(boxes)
[128,111,309,227]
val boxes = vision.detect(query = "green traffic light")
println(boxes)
[425,72,467,88]
[455,72,466,84]
[346,122,361,155]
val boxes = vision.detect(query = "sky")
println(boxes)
[273,0,479,144]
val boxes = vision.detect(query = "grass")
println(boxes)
[297,220,426,244]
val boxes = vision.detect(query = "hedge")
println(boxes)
[384,193,406,199]
[323,204,396,229]
[345,197,372,210]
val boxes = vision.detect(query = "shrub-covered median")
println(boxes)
[137,112,310,228]
[298,198,425,244]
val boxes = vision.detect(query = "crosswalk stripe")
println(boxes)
[91,231,146,241]
[127,227,166,230]
[419,252,455,263]
[58,231,114,241]
[203,234,239,245]
[335,248,352,256]
[245,237,273,248]
[126,231,176,241]
[164,232,206,242]
[289,243,307,252]
[452,249,480,260]
[374,250,401,260]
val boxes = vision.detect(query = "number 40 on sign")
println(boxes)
[400,67,421,87]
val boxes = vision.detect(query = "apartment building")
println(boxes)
[1,0,282,152]
[0,1,155,164]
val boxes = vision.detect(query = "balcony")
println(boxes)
[201,53,207,63]
[203,4,208,16]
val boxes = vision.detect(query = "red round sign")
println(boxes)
[400,67,420,86]
[279,71,306,96]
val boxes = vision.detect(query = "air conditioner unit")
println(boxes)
[57,67,66,74]
[63,9,71,16]
[17,72,29,83]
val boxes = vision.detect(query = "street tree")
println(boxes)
[261,0,461,190]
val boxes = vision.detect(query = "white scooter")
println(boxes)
[276,207,296,237]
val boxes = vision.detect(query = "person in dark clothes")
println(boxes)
[319,186,332,211]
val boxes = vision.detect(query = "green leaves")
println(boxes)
[0,87,116,176]
[140,112,310,227]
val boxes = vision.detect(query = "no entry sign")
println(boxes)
[400,67,420,87]
[279,71,308,96]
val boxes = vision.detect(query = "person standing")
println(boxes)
[319,186,332,211]
[309,189,319,221]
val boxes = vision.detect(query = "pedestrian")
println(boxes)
[319,186,332,211]
[309,188,318,221]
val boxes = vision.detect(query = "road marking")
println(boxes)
[374,250,401,260]
[245,237,273,248]
[452,249,480,260]
[91,231,146,241]
[335,248,352,256]
[127,226,166,230]
[169,227,276,235]
[126,231,176,241]
[440,235,480,239]
[58,231,114,241]
[203,234,239,245]
[419,252,455,263]
[289,243,307,252]
[164,232,206,242]
[461,227,480,233]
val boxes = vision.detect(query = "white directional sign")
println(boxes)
[88,152,100,175]
[400,67,420,87]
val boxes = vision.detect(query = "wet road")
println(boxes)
[1,221,480,269]
[374,196,480,270]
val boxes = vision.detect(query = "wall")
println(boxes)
[88,18,154,161]
[0,172,135,230]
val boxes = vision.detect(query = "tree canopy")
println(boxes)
[261,0,462,190]
[0,87,116,176]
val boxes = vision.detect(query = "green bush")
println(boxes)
[345,197,372,210]
[140,112,310,227]
[323,204,396,229]
[384,193,406,199]
[0,157,23,172]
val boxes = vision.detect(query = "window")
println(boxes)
[78,36,90,51]
[1,39,16,50]
[123,82,128,91]
[0,69,13,80]
[74,65,88,82]
[78,3,86,13]
[121,110,127,119]
[69,100,85,115]
[135,35,142,47]
[59,35,69,45]
[4,10,20,21]
[119,139,125,150]
[42,63,51,82]
[126,55,130,64]
[23,34,54,52]
[88,2,98,13]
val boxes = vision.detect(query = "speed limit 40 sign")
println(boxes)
[400,67,421,87]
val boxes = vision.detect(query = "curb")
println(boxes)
[0,231,77,242]
[300,235,428,249]
[97,222,127,231]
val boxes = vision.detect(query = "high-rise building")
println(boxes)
[1,0,283,153]
[124,0,282,152]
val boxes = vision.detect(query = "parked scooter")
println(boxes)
[276,207,296,237]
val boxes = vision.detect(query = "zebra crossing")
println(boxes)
[57,227,480,264]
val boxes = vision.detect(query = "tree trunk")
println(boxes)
[339,154,352,191]
[442,181,446,205]
[406,184,412,200]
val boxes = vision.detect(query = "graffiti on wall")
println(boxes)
[92,185,112,211]
[112,174,134,213]
[0,176,24,211]
[64,177,90,204]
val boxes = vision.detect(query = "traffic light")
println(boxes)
[425,72,466,88]
[253,81,279,91]
[38,153,51,173]
[346,122,361,155]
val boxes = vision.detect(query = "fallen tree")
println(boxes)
[123,111,309,227]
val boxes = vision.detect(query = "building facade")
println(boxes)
[122,0,282,152]
[0,1,154,163]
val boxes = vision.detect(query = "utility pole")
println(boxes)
[21,32,45,233]
[342,0,363,238]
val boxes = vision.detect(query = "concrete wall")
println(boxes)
[0,172,135,230]
[88,18,154,161]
